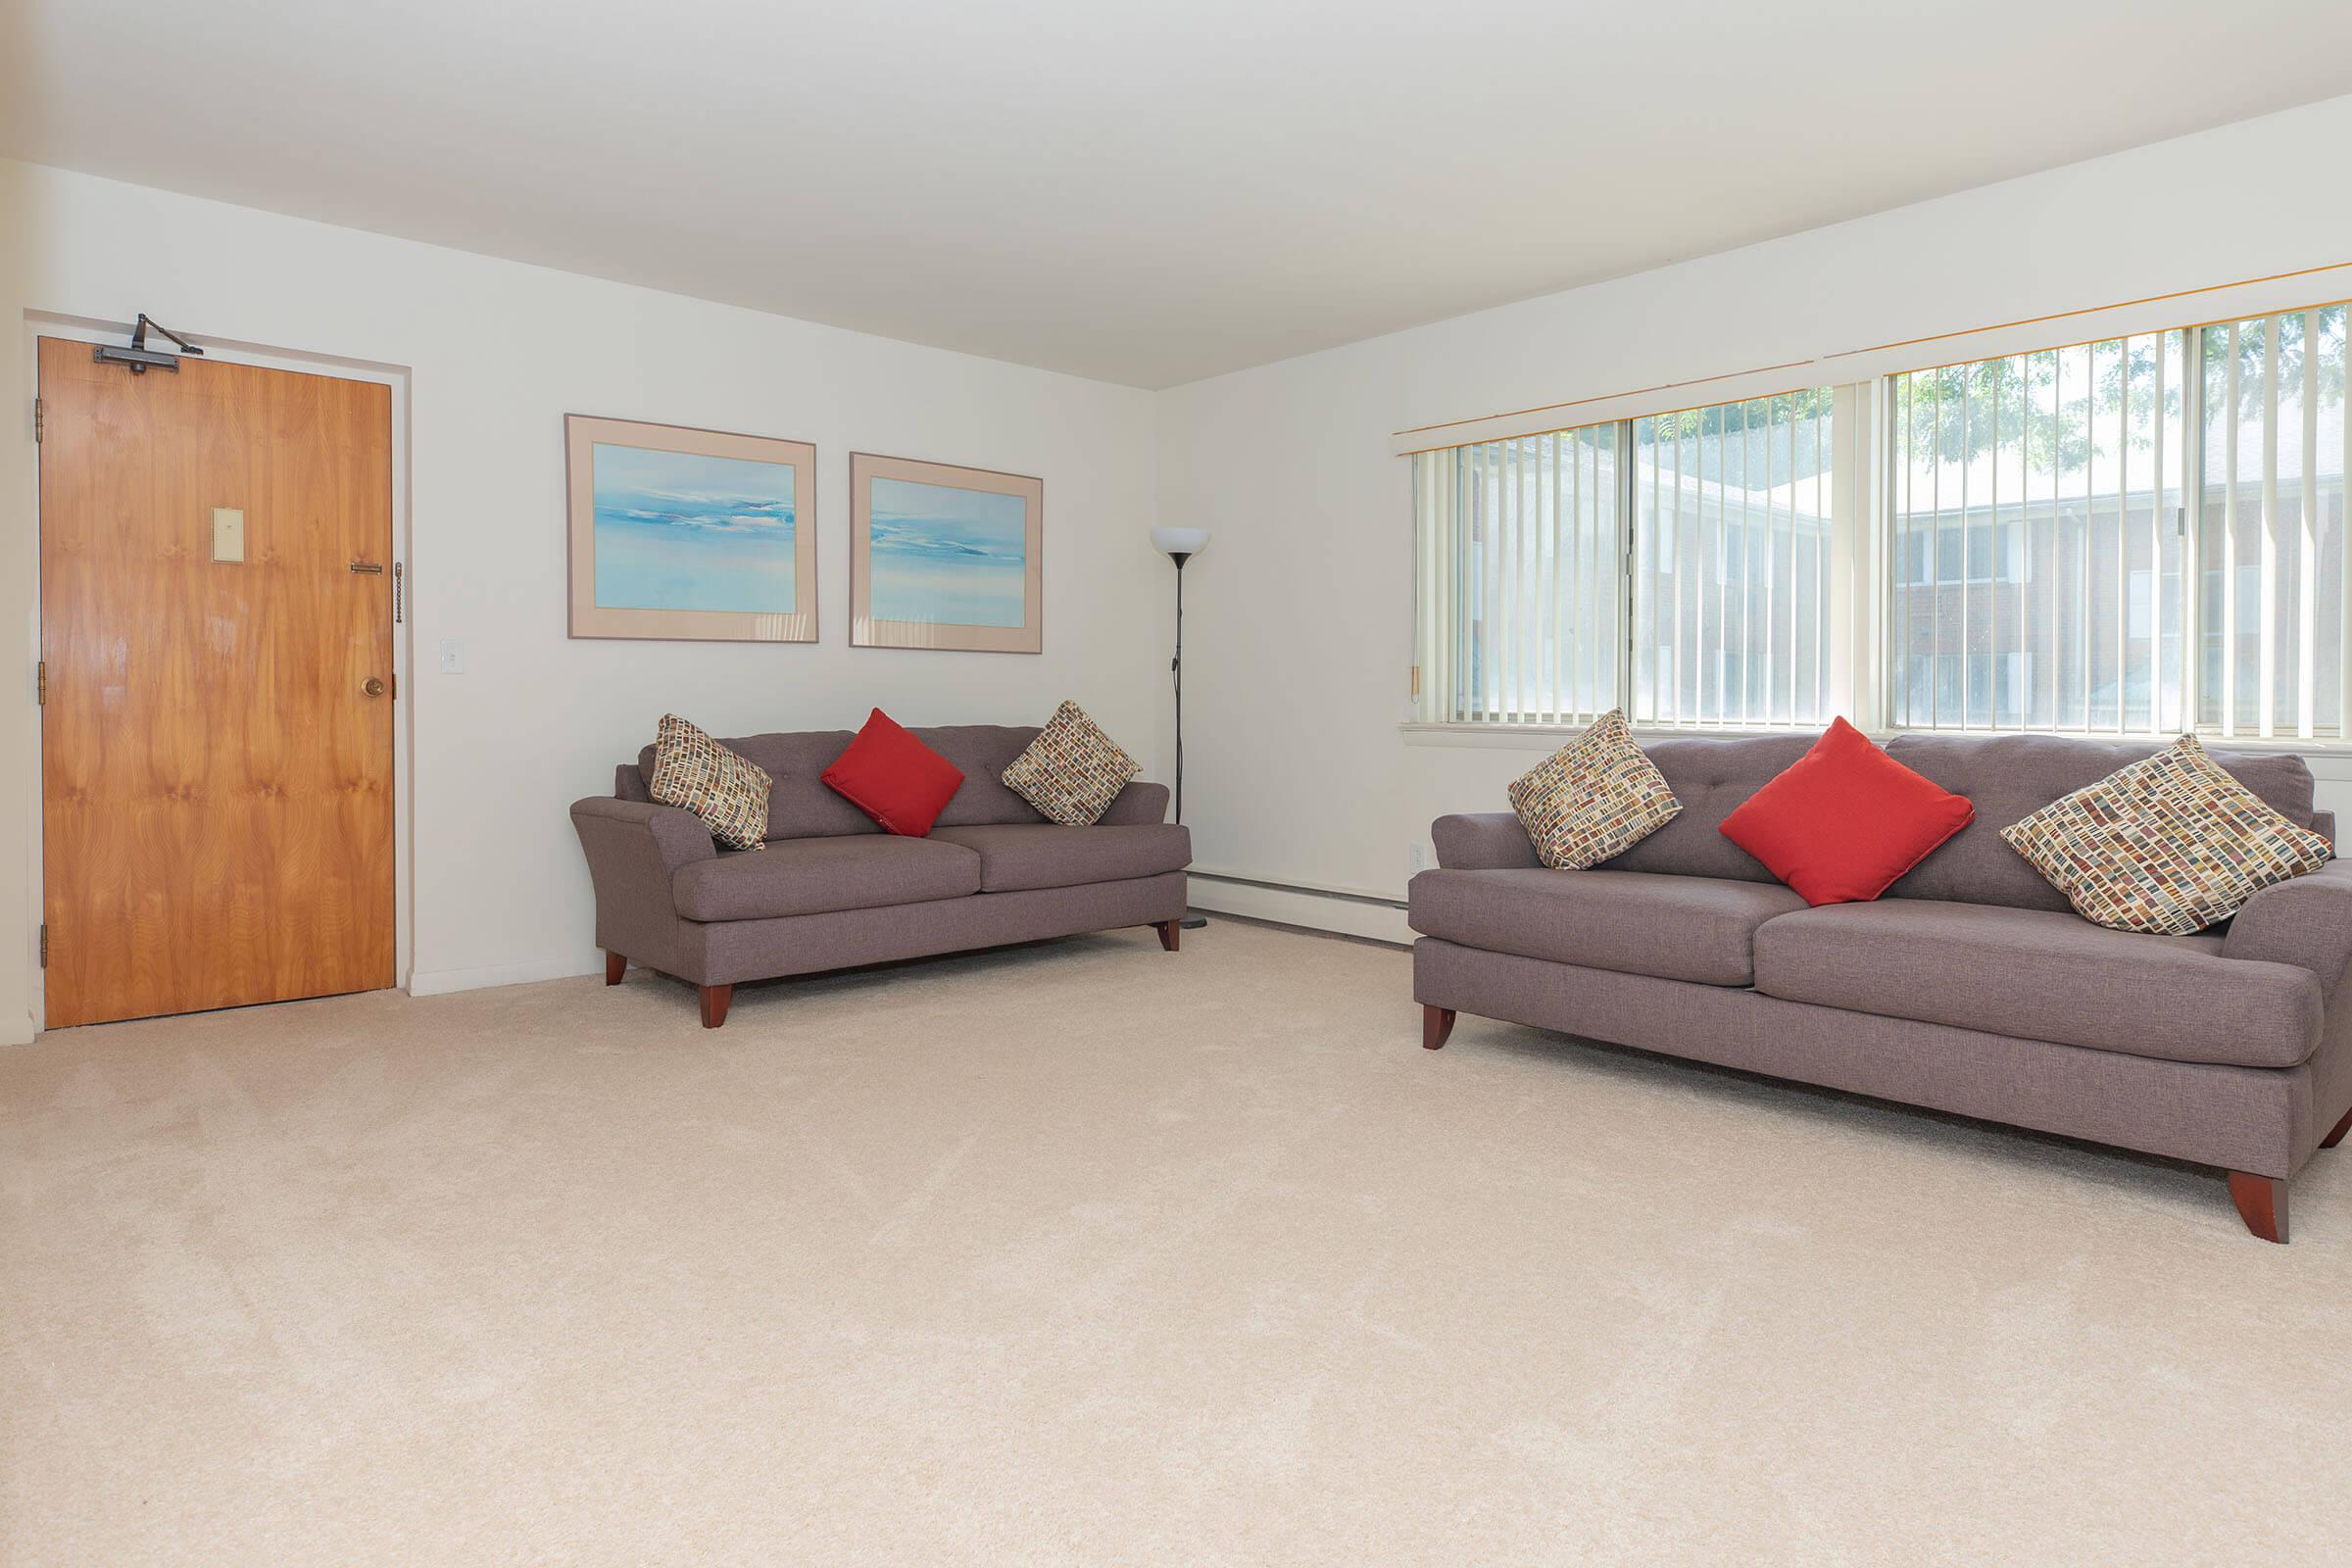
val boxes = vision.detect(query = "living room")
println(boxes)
[5,3,2351,1562]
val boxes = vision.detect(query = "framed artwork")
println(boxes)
[566,415,817,642]
[850,452,1043,654]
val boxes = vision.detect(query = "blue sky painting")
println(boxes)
[867,477,1028,628]
[592,443,797,613]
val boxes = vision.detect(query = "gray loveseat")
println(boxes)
[573,724,1191,1027]
[1410,732,2352,1242]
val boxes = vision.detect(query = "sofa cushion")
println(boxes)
[927,823,1191,893]
[1506,710,1681,869]
[914,725,1056,827]
[671,835,981,922]
[1000,701,1141,826]
[1593,733,1814,883]
[1882,732,2319,912]
[646,713,772,852]
[1750,899,2324,1068]
[640,730,878,843]
[1999,735,2333,935]
[1719,718,1974,906]
[1406,868,1807,987]
[823,709,964,837]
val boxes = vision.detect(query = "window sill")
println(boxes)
[1397,720,2352,770]
[1399,720,1823,750]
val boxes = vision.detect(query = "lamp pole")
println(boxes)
[1170,549,1190,824]
[1151,526,1210,930]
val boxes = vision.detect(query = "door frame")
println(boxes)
[20,314,416,1029]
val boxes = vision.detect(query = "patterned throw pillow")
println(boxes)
[1001,701,1141,825]
[647,713,771,852]
[2000,734,2331,934]
[1507,710,1680,870]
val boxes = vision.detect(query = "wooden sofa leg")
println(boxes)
[1154,919,1180,953]
[2228,1171,2287,1244]
[1422,1004,1457,1051]
[2323,1104,2352,1150]
[700,984,733,1030]
[606,952,626,986]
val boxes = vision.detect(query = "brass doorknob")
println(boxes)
[363,677,386,697]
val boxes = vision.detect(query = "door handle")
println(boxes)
[363,677,386,698]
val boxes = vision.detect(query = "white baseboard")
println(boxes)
[410,888,1411,998]
[1188,876,1412,946]
[407,955,601,998]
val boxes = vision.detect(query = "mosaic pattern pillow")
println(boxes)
[1507,710,1681,870]
[2000,734,2331,934]
[1002,701,1141,826]
[647,713,772,852]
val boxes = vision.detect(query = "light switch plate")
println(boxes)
[438,640,466,674]
[211,507,245,564]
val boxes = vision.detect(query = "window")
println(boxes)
[1888,332,2190,733]
[1412,425,1620,724]
[1413,389,1851,730]
[1632,392,1838,727]
[2196,307,2347,739]
[1890,306,2346,739]
[1413,294,2350,747]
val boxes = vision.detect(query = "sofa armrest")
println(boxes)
[2224,861,2352,991]
[1099,781,1172,825]
[571,797,717,873]
[569,798,716,971]
[1432,812,1540,870]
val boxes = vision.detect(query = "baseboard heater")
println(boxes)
[1186,870,1408,910]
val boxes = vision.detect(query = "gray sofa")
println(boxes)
[572,723,1191,1027]
[1409,732,2352,1242]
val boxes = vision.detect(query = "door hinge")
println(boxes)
[31,396,42,444]
[34,660,45,707]
[1410,663,1421,698]
[38,924,47,967]
[389,672,398,701]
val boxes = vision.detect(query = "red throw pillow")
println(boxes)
[1719,717,1974,906]
[821,709,965,837]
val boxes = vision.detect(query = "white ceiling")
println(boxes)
[5,1,2349,388]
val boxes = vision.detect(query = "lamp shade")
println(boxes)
[1151,526,1209,559]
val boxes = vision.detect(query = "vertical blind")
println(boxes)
[1413,425,1620,723]
[1413,295,2346,744]
[1631,393,1837,727]
[1889,332,2190,733]
[1888,305,2346,739]
[2197,306,2347,739]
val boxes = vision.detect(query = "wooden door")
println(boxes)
[37,337,396,1027]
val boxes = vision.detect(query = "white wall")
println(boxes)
[1157,94,2352,941]
[0,160,1167,1043]
[12,94,2352,1037]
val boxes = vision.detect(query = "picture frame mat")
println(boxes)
[566,414,818,643]
[849,451,1044,655]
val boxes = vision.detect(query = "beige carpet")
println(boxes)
[2,920,2346,1566]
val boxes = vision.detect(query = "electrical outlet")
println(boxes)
[1407,841,1429,876]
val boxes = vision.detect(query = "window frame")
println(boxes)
[1408,294,2349,754]
[1411,385,1873,738]
[1879,335,2194,739]
[1877,303,2349,745]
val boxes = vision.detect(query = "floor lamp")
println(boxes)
[1152,527,1210,930]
